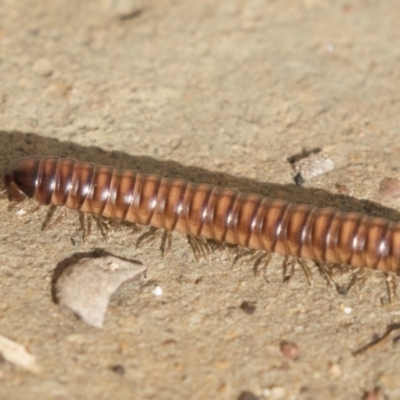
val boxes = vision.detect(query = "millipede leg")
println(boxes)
[160,231,173,257]
[94,216,110,241]
[79,212,92,243]
[298,259,313,286]
[282,256,296,283]
[41,205,57,231]
[315,261,335,287]
[334,268,363,295]
[187,235,201,262]
[136,227,161,248]
[41,206,66,231]
[253,252,272,277]
[187,235,212,262]
[233,248,257,266]
[197,238,211,262]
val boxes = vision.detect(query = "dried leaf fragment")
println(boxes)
[0,334,41,373]
[55,256,147,328]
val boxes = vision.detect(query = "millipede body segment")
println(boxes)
[3,156,400,273]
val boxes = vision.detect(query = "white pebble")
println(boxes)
[152,286,163,296]
[293,151,335,181]
[33,58,53,77]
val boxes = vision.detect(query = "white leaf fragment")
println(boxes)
[55,256,147,328]
[0,334,41,373]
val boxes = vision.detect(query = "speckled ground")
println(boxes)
[1,1,400,399]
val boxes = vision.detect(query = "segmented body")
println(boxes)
[3,156,400,273]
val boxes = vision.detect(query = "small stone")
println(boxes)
[328,362,342,377]
[237,391,260,400]
[335,183,353,196]
[362,387,386,400]
[45,81,71,98]
[33,58,53,77]
[240,301,256,315]
[279,340,301,360]
[291,151,335,182]
[374,177,400,202]
[263,386,286,399]
[152,286,163,296]
[110,364,125,375]
[104,0,142,19]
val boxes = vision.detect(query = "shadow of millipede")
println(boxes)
[1,130,399,221]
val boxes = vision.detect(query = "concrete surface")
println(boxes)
[1,0,400,399]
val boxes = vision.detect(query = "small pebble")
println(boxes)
[292,151,335,182]
[152,286,163,296]
[263,386,287,399]
[240,301,256,315]
[279,340,301,360]
[33,58,53,77]
[104,0,142,19]
[374,177,400,202]
[335,183,353,196]
[45,81,71,99]
[328,362,342,377]
[110,364,125,375]
[237,391,260,400]
[362,387,386,400]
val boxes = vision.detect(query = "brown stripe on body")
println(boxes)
[114,170,137,221]
[273,203,292,256]
[66,162,94,211]
[335,213,365,266]
[52,158,75,207]
[388,223,400,273]
[163,180,188,232]
[363,218,391,270]
[125,173,143,224]
[36,157,59,205]
[87,166,114,216]
[285,204,314,258]
[245,195,266,250]
[150,177,169,229]
[322,211,342,264]
[228,194,261,247]
[211,189,241,243]
[102,169,119,219]
[175,181,194,233]
[308,208,335,263]
[260,200,289,253]
[136,175,162,226]
[186,184,214,237]
[224,192,242,245]
[199,187,217,240]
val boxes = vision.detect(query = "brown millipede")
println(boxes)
[3,156,400,273]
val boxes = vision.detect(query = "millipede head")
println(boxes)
[3,157,42,202]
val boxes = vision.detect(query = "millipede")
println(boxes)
[3,156,400,274]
